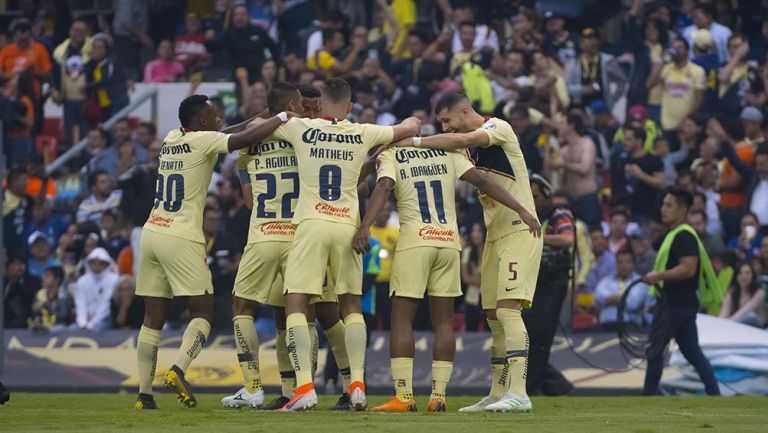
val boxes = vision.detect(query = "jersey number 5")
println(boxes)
[154,174,185,212]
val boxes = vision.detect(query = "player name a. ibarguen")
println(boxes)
[302,128,363,145]
[410,163,448,177]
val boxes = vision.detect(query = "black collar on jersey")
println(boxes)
[322,116,339,124]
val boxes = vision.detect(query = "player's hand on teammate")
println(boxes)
[392,137,414,147]
[519,209,542,238]
[352,227,372,254]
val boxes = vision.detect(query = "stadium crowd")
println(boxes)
[2,0,768,335]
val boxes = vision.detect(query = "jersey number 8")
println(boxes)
[154,173,185,212]
[319,164,342,201]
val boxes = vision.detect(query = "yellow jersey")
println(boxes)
[236,134,299,244]
[376,147,474,251]
[370,223,399,282]
[474,117,537,241]
[272,117,394,227]
[144,128,230,243]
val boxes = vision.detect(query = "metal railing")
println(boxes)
[45,86,159,176]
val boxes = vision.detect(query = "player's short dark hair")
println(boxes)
[179,94,210,128]
[322,78,352,105]
[625,126,646,143]
[435,92,469,115]
[298,84,321,99]
[267,81,299,114]
[138,121,156,136]
[45,266,65,284]
[667,187,694,210]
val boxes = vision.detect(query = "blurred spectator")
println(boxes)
[594,250,649,329]
[203,206,239,329]
[305,10,346,61]
[3,255,40,328]
[76,171,123,224]
[26,155,57,202]
[460,223,484,331]
[84,34,130,124]
[530,50,569,113]
[719,262,767,327]
[143,39,185,83]
[649,38,705,136]
[27,201,68,248]
[112,0,153,81]
[135,121,159,150]
[379,0,415,60]
[2,75,34,166]
[27,231,60,280]
[79,127,110,174]
[370,201,398,330]
[720,137,768,228]
[280,49,308,84]
[626,0,668,114]
[353,79,395,125]
[30,266,74,331]
[607,209,630,255]
[619,126,665,220]
[0,18,52,106]
[628,226,657,276]
[111,276,144,329]
[449,5,499,54]
[727,213,765,261]
[683,2,731,63]
[218,178,250,249]
[205,4,278,83]
[100,211,129,259]
[689,209,726,257]
[719,33,765,117]
[689,29,720,115]
[3,167,33,253]
[75,247,118,331]
[654,136,689,186]
[174,12,210,76]
[583,227,617,293]
[543,11,578,67]
[51,20,91,146]
[308,28,365,79]
[507,105,543,174]
[558,113,600,228]
[565,28,627,111]
[273,0,316,54]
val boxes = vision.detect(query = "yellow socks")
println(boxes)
[175,318,210,372]
[431,360,453,400]
[343,313,367,385]
[497,308,529,397]
[391,357,413,402]
[276,329,295,397]
[308,322,319,379]
[286,313,313,386]
[487,319,509,399]
[233,315,261,393]
[137,325,161,394]
[324,320,351,390]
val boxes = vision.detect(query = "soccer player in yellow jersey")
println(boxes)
[270,78,421,411]
[353,147,540,413]
[133,94,292,410]
[393,92,544,413]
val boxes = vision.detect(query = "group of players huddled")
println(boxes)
[133,78,543,413]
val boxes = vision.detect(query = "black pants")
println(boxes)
[642,305,720,395]
[522,273,574,396]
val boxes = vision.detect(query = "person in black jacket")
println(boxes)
[84,33,129,123]
[205,4,279,84]
[3,254,41,328]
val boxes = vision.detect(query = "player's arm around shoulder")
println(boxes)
[393,128,490,151]
[459,167,542,238]
[226,111,296,152]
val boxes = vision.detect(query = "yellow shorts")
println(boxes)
[284,220,362,297]
[233,241,290,307]
[136,230,212,299]
[390,247,461,299]
[480,230,543,310]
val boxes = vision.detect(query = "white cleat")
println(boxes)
[349,385,367,411]
[484,392,533,413]
[221,387,265,408]
[277,386,318,412]
[458,395,499,412]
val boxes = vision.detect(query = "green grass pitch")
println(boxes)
[2,393,766,433]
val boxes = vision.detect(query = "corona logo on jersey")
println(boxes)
[395,148,447,164]
[301,128,363,145]
[418,225,455,242]
[147,214,174,228]
[245,140,293,156]
[315,202,351,218]
[160,142,192,155]
[259,222,295,236]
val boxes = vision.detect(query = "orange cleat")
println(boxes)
[277,383,317,412]
[371,396,417,413]
[427,397,447,412]
[349,381,368,411]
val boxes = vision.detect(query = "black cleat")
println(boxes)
[0,382,9,405]
[134,393,158,410]
[329,393,350,411]
[262,396,291,410]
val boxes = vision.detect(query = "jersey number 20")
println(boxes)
[154,174,184,212]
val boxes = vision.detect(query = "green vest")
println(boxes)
[651,223,724,314]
